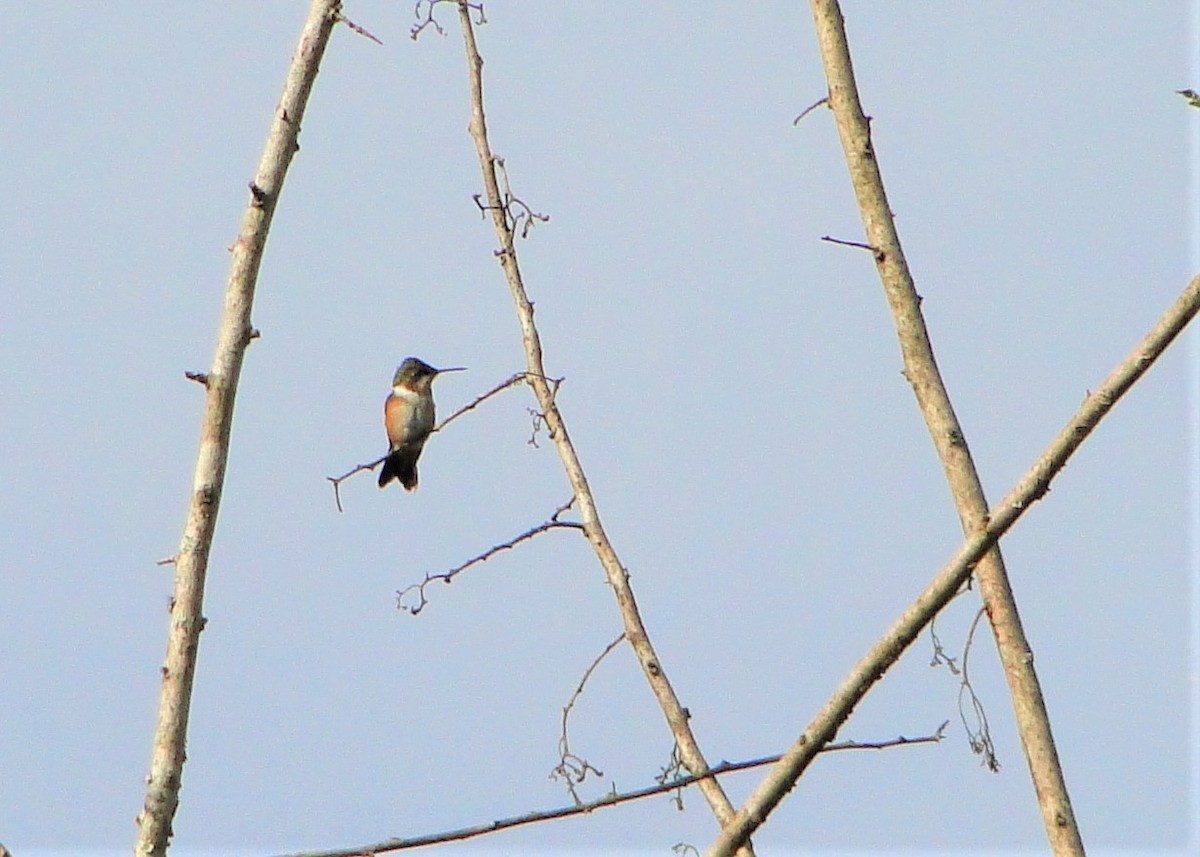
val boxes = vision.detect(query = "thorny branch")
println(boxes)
[134,1,342,853]
[397,497,582,614]
[747,3,1082,854]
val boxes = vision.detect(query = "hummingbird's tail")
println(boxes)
[378,449,419,491]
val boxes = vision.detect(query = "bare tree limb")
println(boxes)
[133,3,343,854]
[263,725,946,857]
[706,271,1200,855]
[448,3,752,851]
[809,0,1083,852]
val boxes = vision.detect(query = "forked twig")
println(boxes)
[551,633,627,804]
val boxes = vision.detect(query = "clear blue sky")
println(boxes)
[1,3,1196,855]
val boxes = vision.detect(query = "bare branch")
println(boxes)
[134,1,342,852]
[435,370,556,432]
[452,6,749,848]
[957,607,999,772]
[471,158,551,238]
[397,497,582,614]
[792,96,828,124]
[325,371,540,512]
[787,1,1084,853]
[334,12,383,45]
[819,234,879,255]
[263,725,946,857]
[325,456,388,513]
[411,0,484,40]
[706,270,1200,855]
[551,633,627,804]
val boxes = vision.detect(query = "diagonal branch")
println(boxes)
[397,497,583,614]
[808,1,1082,852]
[264,724,946,857]
[133,2,343,854]
[325,370,536,512]
[449,3,751,852]
[706,271,1200,855]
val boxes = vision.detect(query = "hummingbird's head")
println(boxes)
[392,357,466,390]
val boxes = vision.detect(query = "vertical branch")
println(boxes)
[803,4,1085,854]
[133,2,342,854]
[452,4,751,852]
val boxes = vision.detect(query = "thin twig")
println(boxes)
[325,371,539,512]
[793,96,828,124]
[552,633,627,804]
[436,370,556,432]
[334,12,383,44]
[819,234,879,254]
[325,456,387,513]
[397,497,582,614]
[264,725,947,857]
[958,607,998,771]
[410,0,483,40]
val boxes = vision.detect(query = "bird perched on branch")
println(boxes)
[378,357,465,491]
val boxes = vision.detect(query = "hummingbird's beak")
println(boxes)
[435,366,467,374]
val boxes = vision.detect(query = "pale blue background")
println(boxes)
[1,3,1196,855]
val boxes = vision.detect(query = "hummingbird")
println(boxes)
[378,357,465,491]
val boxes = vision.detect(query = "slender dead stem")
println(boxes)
[264,724,946,857]
[552,633,627,804]
[451,3,750,851]
[132,3,342,854]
